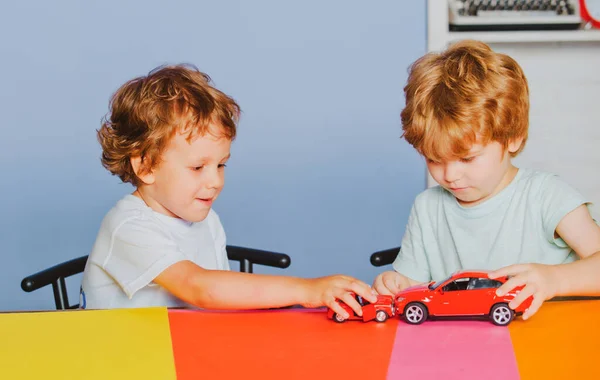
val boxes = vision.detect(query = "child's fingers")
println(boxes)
[382,273,402,294]
[327,299,350,320]
[496,275,526,297]
[489,264,527,279]
[347,280,378,303]
[338,292,363,316]
[522,295,544,320]
[372,277,391,296]
[508,284,535,310]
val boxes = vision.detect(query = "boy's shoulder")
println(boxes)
[105,194,152,222]
[413,185,448,207]
[100,194,164,236]
[515,168,580,197]
[101,194,223,236]
[517,167,559,185]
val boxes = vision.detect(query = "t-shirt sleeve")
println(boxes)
[539,174,590,247]
[392,201,432,283]
[100,217,188,298]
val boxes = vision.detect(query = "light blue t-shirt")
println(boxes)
[393,168,590,283]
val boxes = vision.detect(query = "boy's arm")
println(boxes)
[551,204,600,294]
[491,205,600,318]
[154,260,377,318]
[103,214,376,317]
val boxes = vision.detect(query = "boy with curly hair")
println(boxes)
[81,64,376,317]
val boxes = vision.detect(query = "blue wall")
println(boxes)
[1,0,426,311]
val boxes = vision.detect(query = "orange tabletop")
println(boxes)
[168,308,398,380]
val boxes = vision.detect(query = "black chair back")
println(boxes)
[21,245,291,310]
[370,246,400,267]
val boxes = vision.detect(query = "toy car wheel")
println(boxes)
[375,310,388,323]
[403,302,428,325]
[490,303,514,326]
[333,313,346,323]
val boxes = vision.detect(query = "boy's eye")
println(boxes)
[192,166,203,171]
[426,158,440,164]
[460,157,475,163]
[218,164,227,169]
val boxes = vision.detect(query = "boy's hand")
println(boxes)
[302,275,378,320]
[372,271,417,296]
[489,263,562,320]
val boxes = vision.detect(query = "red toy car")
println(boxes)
[327,293,396,323]
[394,270,532,326]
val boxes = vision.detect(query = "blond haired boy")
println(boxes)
[81,64,376,317]
[373,40,600,319]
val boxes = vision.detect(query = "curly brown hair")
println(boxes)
[97,63,240,187]
[401,40,529,162]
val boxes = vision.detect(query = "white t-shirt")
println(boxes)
[80,194,230,309]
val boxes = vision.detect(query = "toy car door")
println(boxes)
[463,277,503,314]
[356,295,377,321]
[436,277,471,315]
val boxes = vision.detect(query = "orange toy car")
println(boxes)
[327,293,396,323]
[394,270,532,326]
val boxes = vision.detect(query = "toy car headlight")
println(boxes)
[395,297,405,303]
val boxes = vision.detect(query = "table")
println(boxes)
[1,300,599,379]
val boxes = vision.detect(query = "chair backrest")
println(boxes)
[21,256,87,310]
[226,245,289,273]
[369,246,400,267]
[21,245,291,310]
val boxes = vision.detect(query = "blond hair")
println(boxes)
[401,40,529,161]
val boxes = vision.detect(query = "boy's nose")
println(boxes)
[443,163,462,184]
[206,169,224,189]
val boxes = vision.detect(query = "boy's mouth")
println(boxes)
[196,197,214,205]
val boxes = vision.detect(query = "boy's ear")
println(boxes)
[130,156,156,185]
[508,137,524,154]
